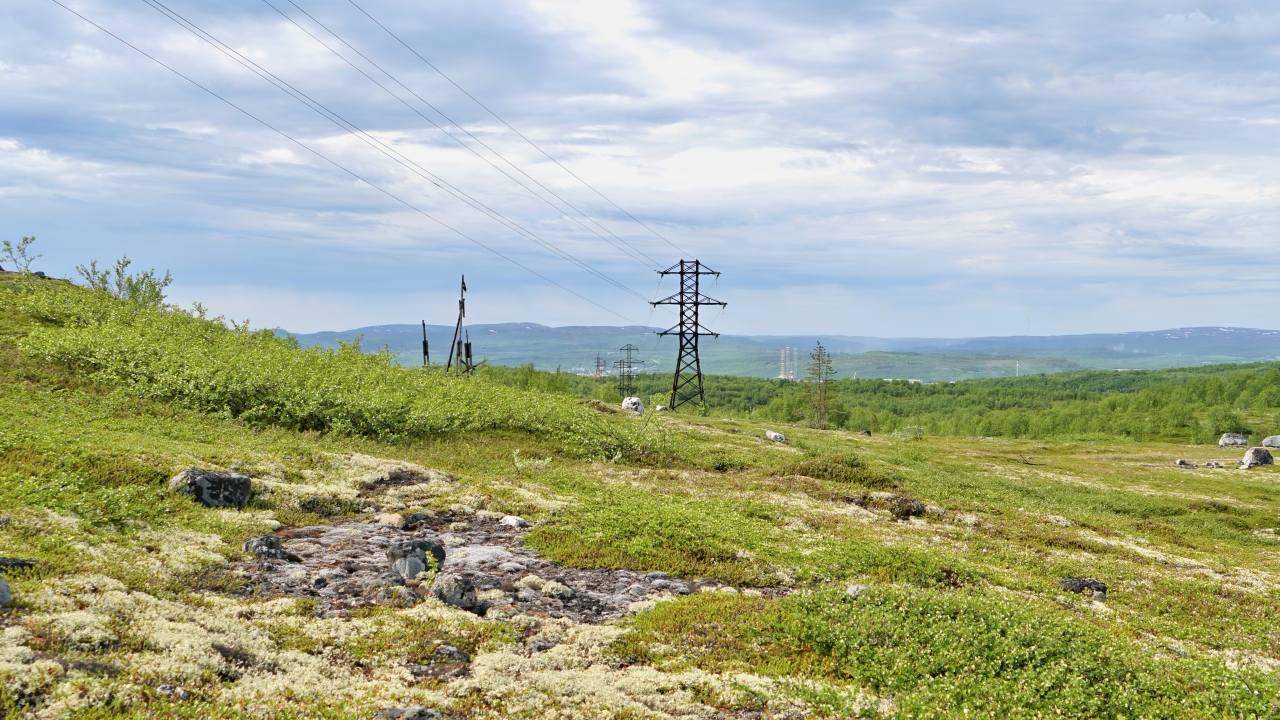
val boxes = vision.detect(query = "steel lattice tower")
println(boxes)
[651,260,725,409]
[614,343,643,398]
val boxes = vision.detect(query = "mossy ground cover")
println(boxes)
[2,274,1279,718]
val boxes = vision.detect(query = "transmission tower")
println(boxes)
[651,260,725,409]
[614,344,644,398]
[447,275,471,375]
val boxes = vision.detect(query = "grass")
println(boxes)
[2,272,1280,718]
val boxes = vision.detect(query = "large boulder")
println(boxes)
[1219,433,1249,447]
[169,469,252,507]
[387,539,446,573]
[622,397,645,414]
[430,573,478,610]
[1242,447,1274,468]
[1263,436,1280,448]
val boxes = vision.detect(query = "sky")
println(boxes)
[4,0,1280,336]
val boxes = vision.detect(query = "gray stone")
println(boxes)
[430,573,478,610]
[499,515,529,529]
[0,576,10,608]
[374,706,441,720]
[1263,436,1280,448]
[169,469,252,508]
[889,496,927,520]
[435,644,470,663]
[1059,577,1107,602]
[846,584,870,599]
[765,430,787,443]
[1242,447,1274,468]
[1219,433,1249,447]
[392,556,426,581]
[243,535,284,559]
[644,571,669,580]
[856,430,872,436]
[655,405,670,412]
[156,683,190,701]
[387,539,446,572]
[622,396,645,414]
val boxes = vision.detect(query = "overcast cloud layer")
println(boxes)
[4,0,1280,335]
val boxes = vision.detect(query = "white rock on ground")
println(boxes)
[498,515,529,528]
[621,396,645,414]
[1263,435,1280,448]
[1219,433,1249,447]
[766,430,787,442]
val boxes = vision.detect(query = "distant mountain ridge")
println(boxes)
[278,324,1280,381]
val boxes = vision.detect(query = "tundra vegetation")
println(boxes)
[1,263,1279,718]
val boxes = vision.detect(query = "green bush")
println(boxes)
[8,280,655,459]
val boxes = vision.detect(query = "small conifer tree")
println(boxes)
[804,341,837,429]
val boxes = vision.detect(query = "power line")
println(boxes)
[345,0,691,258]
[47,0,641,326]
[139,0,652,304]
[263,0,663,273]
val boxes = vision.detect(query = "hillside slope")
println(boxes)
[2,273,1278,719]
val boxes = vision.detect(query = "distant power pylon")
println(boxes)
[614,344,644,398]
[446,275,473,375]
[651,260,725,409]
[595,353,607,377]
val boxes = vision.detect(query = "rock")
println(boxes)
[889,496,927,520]
[243,535,284,559]
[622,396,645,414]
[856,429,872,436]
[430,573,478,610]
[0,576,10,608]
[436,644,470,663]
[527,638,557,653]
[156,683,190,701]
[1241,447,1274,468]
[845,584,869,599]
[499,515,529,529]
[387,539,446,572]
[168,469,251,507]
[1059,577,1107,602]
[655,405,670,412]
[377,513,406,529]
[1219,433,1249,447]
[0,558,36,570]
[374,707,441,720]
[1264,436,1280,448]
[404,512,432,528]
[765,430,787,443]
[644,571,669,580]
[392,556,426,581]
[1175,459,1189,467]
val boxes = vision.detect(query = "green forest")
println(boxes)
[476,356,1280,444]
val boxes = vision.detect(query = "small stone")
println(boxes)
[0,576,10,608]
[765,430,787,442]
[378,513,407,529]
[499,515,530,529]
[1219,433,1249,447]
[889,496,927,520]
[375,707,441,720]
[404,512,432,528]
[387,539,447,572]
[1059,577,1107,602]
[644,571,669,580]
[392,556,426,581]
[435,644,470,663]
[527,638,557,653]
[1175,459,1189,466]
[430,573,478,610]
[497,561,526,573]
[243,534,284,559]
[168,469,251,508]
[157,683,190,701]
[622,396,645,414]
[856,429,872,436]
[1241,447,1274,468]
[1263,436,1280,448]
[846,584,870,599]
[655,405,670,412]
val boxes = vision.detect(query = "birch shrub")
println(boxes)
[9,280,652,460]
